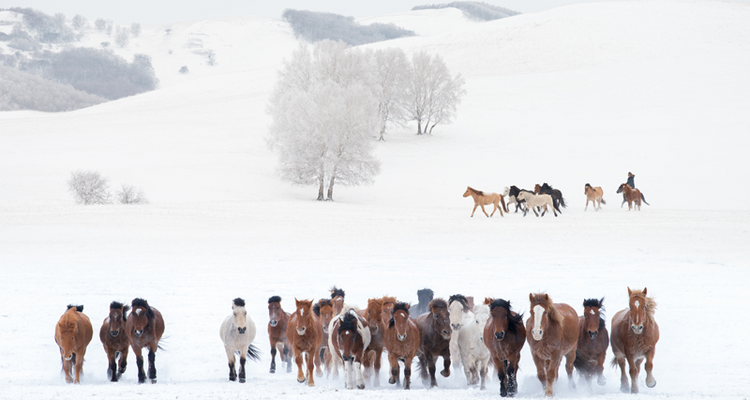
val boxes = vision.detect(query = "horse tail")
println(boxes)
[601,198,607,205]
[640,193,650,205]
[610,356,620,368]
[246,343,262,361]
[573,355,596,376]
[560,197,567,208]
[501,196,508,213]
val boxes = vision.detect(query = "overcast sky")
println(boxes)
[6,0,623,25]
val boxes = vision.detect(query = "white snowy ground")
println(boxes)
[1,1,749,399]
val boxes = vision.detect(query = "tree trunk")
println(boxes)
[417,119,423,135]
[317,175,325,201]
[379,125,386,141]
[428,122,437,135]
[326,174,335,201]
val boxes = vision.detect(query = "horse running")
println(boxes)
[287,299,323,386]
[527,293,579,397]
[55,305,93,383]
[312,299,335,377]
[535,183,567,211]
[99,301,130,382]
[126,298,165,384]
[484,298,526,397]
[448,294,474,372]
[359,298,385,386]
[610,288,659,394]
[516,191,558,217]
[220,298,261,382]
[584,184,606,211]
[617,184,649,211]
[329,309,371,389]
[457,304,491,389]
[383,302,421,389]
[573,298,609,386]
[463,186,508,217]
[267,296,292,373]
[415,298,452,388]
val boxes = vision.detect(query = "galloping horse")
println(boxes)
[463,186,508,217]
[535,183,567,211]
[287,299,323,386]
[617,183,649,211]
[516,191,558,217]
[312,299,335,377]
[330,309,371,389]
[415,298,452,388]
[527,293,579,397]
[359,298,385,386]
[55,305,93,383]
[506,185,534,213]
[126,298,165,384]
[483,298,526,397]
[448,294,474,372]
[220,298,261,382]
[584,184,606,211]
[457,304,490,389]
[573,298,609,386]
[611,288,659,394]
[268,296,292,373]
[99,301,130,382]
[383,302,421,389]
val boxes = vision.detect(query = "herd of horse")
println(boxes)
[463,182,650,217]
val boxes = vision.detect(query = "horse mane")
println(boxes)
[467,186,484,196]
[338,309,359,333]
[233,298,246,307]
[381,295,397,305]
[489,298,524,334]
[629,289,657,322]
[109,301,130,321]
[428,298,448,313]
[583,297,606,329]
[448,294,470,312]
[330,286,345,299]
[132,298,155,319]
[530,293,564,325]
[268,295,282,304]
[542,183,553,190]
[367,298,383,314]
[67,304,83,312]
[389,301,411,328]
[313,299,332,316]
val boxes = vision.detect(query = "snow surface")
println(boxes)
[1,1,749,399]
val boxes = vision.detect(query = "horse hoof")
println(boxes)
[357,384,365,390]
[389,377,396,384]
[239,378,246,383]
[269,368,276,374]
[647,379,656,388]
[441,370,450,378]
[150,379,157,384]
[620,386,629,393]
[597,376,606,386]
[297,378,305,383]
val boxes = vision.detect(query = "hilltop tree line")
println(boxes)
[282,9,416,46]
[412,2,520,20]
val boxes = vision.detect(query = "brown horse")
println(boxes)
[330,309,370,389]
[527,293,579,397]
[331,286,346,315]
[126,298,165,384]
[573,298,609,386]
[379,295,398,327]
[359,298,385,386]
[483,298,526,397]
[286,298,323,386]
[312,299,334,377]
[617,183,649,211]
[463,186,508,217]
[55,305,93,383]
[584,184,606,211]
[611,287,659,394]
[268,296,292,374]
[383,302,421,389]
[99,301,130,382]
[415,298,452,388]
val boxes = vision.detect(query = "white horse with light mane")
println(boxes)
[458,304,491,389]
[220,298,261,382]
[448,295,475,372]
[516,191,558,217]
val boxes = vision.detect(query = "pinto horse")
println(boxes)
[268,296,292,373]
[463,186,508,217]
[99,301,130,382]
[617,184,649,211]
[359,298,385,386]
[220,298,261,382]
[312,299,335,377]
[527,293,579,397]
[584,184,606,211]
[287,298,323,386]
[574,298,609,386]
[55,305,93,383]
[611,288,659,394]
[330,309,371,389]
[448,294,474,372]
[458,304,490,389]
[383,302,421,389]
[415,298,452,388]
[484,298,526,397]
[535,183,567,211]
[126,298,165,384]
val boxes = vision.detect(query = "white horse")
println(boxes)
[220,298,261,382]
[329,309,371,389]
[503,187,520,212]
[516,191,558,217]
[449,295,474,372]
[459,304,491,389]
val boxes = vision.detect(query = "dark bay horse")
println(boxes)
[415,298,452,388]
[268,296,292,373]
[55,305,93,383]
[617,184,649,211]
[611,287,659,394]
[99,301,130,382]
[573,298,609,386]
[312,299,334,377]
[483,298,526,397]
[126,298,165,384]
[535,183,566,213]
[527,293,579,397]
[383,302,421,389]
[359,298,385,386]
[330,309,370,389]
[286,298,322,386]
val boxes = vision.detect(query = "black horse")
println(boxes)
[535,183,566,213]
[508,185,535,213]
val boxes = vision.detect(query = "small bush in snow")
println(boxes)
[67,170,112,205]
[179,65,189,74]
[117,184,148,204]
[130,23,141,37]
[115,26,129,48]
[72,14,87,30]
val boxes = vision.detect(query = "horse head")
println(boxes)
[473,304,491,339]
[584,183,592,194]
[313,299,334,335]
[364,298,383,335]
[231,298,249,335]
[330,286,346,315]
[107,301,130,338]
[130,298,154,338]
[488,298,522,341]
[293,298,315,336]
[627,287,653,335]
[268,296,283,327]
[380,296,397,327]
[56,305,83,360]
[534,184,542,194]
[582,298,605,339]
[389,302,411,341]
[529,293,562,341]
[463,187,473,197]
[617,183,625,194]
[337,310,365,361]
[429,299,452,340]
[448,294,471,332]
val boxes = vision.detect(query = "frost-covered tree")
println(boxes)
[267,41,381,201]
[67,170,111,205]
[404,51,466,135]
[72,14,87,30]
[131,22,141,37]
[115,26,129,47]
[372,48,410,141]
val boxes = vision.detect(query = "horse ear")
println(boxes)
[643,287,647,295]
[484,297,493,305]
[543,294,549,301]
[627,287,632,296]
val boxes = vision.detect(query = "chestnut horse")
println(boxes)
[611,287,659,394]
[617,183,649,211]
[383,302,421,389]
[55,305,93,383]
[379,295,398,327]
[463,186,508,217]
[483,298,526,397]
[359,298,385,386]
[584,184,606,211]
[574,298,609,386]
[330,309,371,389]
[286,298,322,386]
[267,296,292,373]
[220,298,261,382]
[99,301,130,382]
[527,293,579,397]
[312,299,335,377]
[126,298,165,384]
[415,298,452,388]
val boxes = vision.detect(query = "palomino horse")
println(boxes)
[617,183,649,211]
[535,183,567,211]
[574,298,609,386]
[458,304,490,389]
[286,298,323,386]
[312,299,335,377]
[611,287,659,394]
[414,288,434,317]
[484,298,526,397]
[55,305,93,383]
[329,309,371,389]
[268,296,292,373]
[584,184,606,211]
[331,286,346,315]
[359,298,385,386]
[383,302,421,389]
[220,298,261,382]
[516,191,558,217]
[126,298,165,384]
[463,186,508,217]
[415,298,452,388]
[448,294,474,372]
[99,301,130,382]
[527,293,579,397]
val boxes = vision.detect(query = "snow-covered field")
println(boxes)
[1,1,749,399]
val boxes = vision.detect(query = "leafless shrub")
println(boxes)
[67,170,111,205]
[116,184,148,204]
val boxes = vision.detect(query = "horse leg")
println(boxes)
[388,352,400,384]
[355,359,365,389]
[283,344,293,373]
[147,347,157,383]
[305,352,316,387]
[595,350,606,386]
[479,361,488,390]
[480,204,490,217]
[545,358,559,397]
[627,356,639,393]
[498,359,508,397]
[418,354,429,385]
[372,349,382,387]
[508,357,519,396]
[73,351,83,384]
[644,347,657,388]
[471,204,478,217]
[133,346,146,384]
[621,194,627,208]
[294,350,305,383]
[314,345,323,377]
[107,349,118,382]
[427,354,438,388]
[403,356,413,390]
[118,346,128,378]
[239,355,247,383]
[565,349,577,389]
[440,348,451,378]
[270,344,277,373]
[226,346,237,381]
